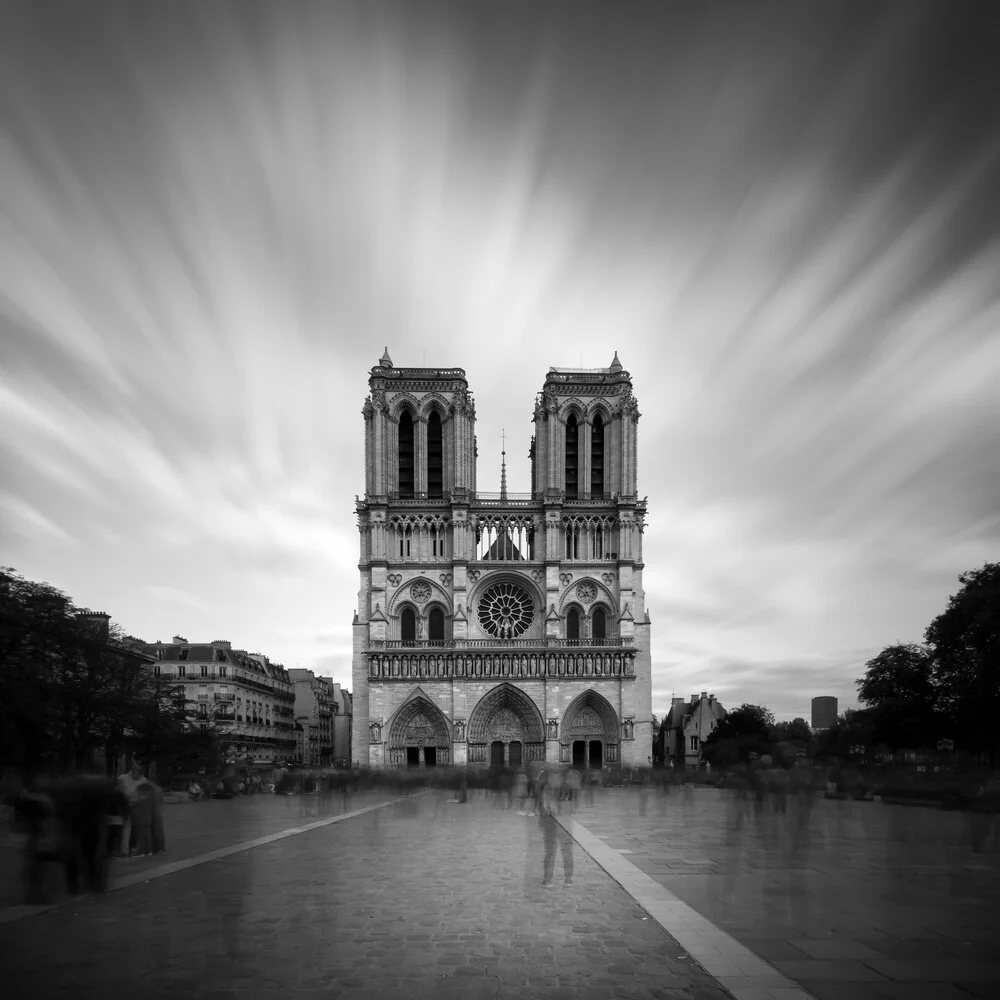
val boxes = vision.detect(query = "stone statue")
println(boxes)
[547,719,558,740]
[369,721,382,744]
[454,720,466,742]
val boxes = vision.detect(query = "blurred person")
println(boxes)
[969,771,1000,854]
[772,765,790,816]
[501,767,514,810]
[515,767,529,814]
[59,773,122,895]
[130,781,154,857]
[150,778,166,854]
[539,777,573,888]
[789,764,816,853]
[638,768,650,816]
[116,760,145,857]
[556,768,569,812]
[14,775,61,904]
[564,767,581,815]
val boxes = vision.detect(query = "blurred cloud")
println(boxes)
[1,0,998,719]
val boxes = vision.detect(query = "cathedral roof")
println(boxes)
[484,534,524,560]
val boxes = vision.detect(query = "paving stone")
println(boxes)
[0,791,729,999]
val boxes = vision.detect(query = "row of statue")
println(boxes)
[367,652,635,679]
[370,717,636,744]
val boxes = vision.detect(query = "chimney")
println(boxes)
[213,640,232,649]
[172,635,187,644]
[690,694,698,703]
[78,611,111,642]
[701,691,707,700]
[709,693,715,704]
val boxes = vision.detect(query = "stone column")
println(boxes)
[416,416,427,496]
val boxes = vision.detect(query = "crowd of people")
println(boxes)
[3,756,997,905]
[0,759,167,905]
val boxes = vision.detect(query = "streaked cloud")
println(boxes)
[1,0,997,720]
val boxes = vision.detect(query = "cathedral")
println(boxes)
[351,350,652,770]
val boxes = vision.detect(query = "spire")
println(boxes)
[609,351,622,373]
[379,347,393,368]
[500,428,508,501]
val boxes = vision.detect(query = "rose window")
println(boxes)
[478,582,534,639]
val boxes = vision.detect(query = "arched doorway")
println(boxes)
[561,689,619,770]
[386,694,451,768]
[468,683,545,769]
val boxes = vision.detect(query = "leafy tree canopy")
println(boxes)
[856,644,936,707]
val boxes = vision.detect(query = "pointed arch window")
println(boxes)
[591,414,605,498]
[401,607,416,646]
[592,608,607,641]
[427,411,443,498]
[565,414,579,499]
[398,410,415,498]
[428,607,445,644]
[567,607,580,643]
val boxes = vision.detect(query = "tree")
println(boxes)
[651,714,661,763]
[855,644,943,751]
[813,709,879,762]
[771,717,812,745]
[702,703,775,767]
[0,567,160,774]
[925,563,1000,767]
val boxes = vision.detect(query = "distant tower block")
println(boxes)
[811,696,838,730]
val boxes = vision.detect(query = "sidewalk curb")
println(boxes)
[556,811,818,1000]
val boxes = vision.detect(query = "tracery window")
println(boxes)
[398,410,415,498]
[592,608,607,640]
[565,413,579,498]
[567,607,580,642]
[427,410,443,497]
[401,607,416,645]
[478,582,534,639]
[591,414,605,497]
[428,607,445,643]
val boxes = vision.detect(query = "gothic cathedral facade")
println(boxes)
[351,350,652,770]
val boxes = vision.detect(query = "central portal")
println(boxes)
[467,683,546,767]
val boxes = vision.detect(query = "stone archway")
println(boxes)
[561,689,619,768]
[467,683,545,768]
[386,695,451,768]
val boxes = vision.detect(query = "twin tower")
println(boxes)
[352,351,652,770]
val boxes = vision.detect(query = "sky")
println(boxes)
[2,0,999,723]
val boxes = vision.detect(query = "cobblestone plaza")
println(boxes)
[3,787,999,999]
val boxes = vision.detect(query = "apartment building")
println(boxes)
[288,669,335,767]
[145,637,297,765]
[661,691,727,768]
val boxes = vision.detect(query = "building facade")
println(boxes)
[811,696,838,731]
[288,669,335,767]
[331,682,353,765]
[351,351,652,770]
[145,638,297,765]
[661,692,726,768]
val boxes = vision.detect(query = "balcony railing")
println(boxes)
[364,490,642,506]
[371,637,633,650]
[214,693,236,702]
